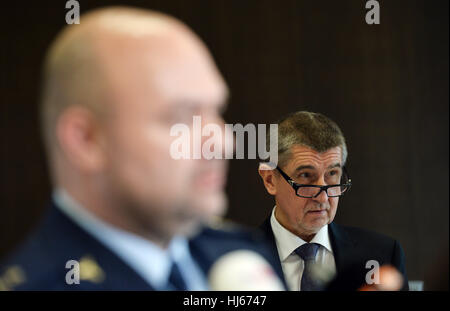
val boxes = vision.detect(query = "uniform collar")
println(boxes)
[53,188,190,289]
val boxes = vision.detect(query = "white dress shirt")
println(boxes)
[53,188,209,290]
[270,206,337,291]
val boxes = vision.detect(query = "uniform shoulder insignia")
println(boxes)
[0,265,26,291]
[79,255,105,284]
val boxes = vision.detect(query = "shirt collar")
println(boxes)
[270,206,333,262]
[53,188,191,289]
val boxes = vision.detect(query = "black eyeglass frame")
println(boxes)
[275,166,352,198]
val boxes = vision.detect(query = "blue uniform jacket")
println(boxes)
[0,203,286,291]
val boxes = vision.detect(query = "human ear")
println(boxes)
[258,163,278,195]
[56,106,106,173]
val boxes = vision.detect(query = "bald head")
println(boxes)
[40,7,229,244]
[41,6,225,159]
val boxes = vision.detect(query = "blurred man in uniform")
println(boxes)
[0,7,283,291]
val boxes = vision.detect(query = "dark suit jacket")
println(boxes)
[0,203,284,290]
[260,217,409,291]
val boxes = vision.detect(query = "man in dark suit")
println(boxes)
[0,7,284,291]
[258,111,408,291]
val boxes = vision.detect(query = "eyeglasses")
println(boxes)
[276,166,352,198]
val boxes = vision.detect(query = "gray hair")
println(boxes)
[268,111,348,168]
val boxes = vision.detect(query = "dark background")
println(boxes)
[1,0,448,286]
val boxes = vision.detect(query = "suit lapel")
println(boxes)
[260,217,357,282]
[259,217,287,285]
[328,222,357,275]
[259,217,362,289]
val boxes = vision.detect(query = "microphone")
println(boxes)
[208,250,285,291]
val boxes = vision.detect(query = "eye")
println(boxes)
[327,170,342,183]
[299,172,310,178]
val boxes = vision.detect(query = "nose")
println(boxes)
[313,187,329,203]
[312,176,329,203]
